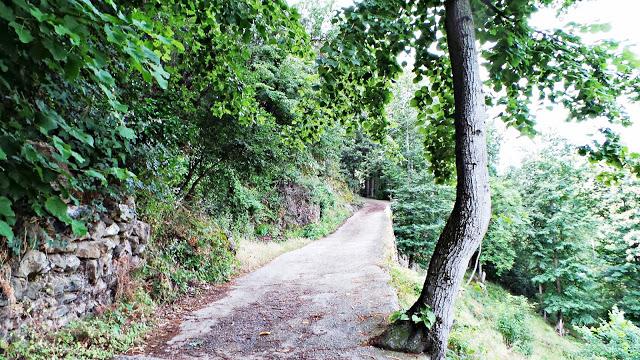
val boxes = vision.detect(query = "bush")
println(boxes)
[448,328,481,359]
[137,200,236,302]
[577,307,640,360]
[495,298,533,356]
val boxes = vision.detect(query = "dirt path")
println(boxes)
[120,200,425,360]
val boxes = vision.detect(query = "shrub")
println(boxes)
[448,328,481,360]
[137,201,236,302]
[496,298,533,356]
[577,307,640,360]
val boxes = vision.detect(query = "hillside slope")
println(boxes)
[389,265,583,359]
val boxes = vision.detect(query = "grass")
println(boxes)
[237,198,355,273]
[387,264,585,359]
[1,181,357,359]
[236,236,312,273]
[0,290,155,360]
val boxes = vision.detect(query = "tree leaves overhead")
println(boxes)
[319,0,640,181]
[0,0,312,254]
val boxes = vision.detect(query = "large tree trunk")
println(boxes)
[372,0,491,358]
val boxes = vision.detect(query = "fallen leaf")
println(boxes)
[259,331,271,336]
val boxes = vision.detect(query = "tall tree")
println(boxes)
[319,0,639,358]
[516,143,602,332]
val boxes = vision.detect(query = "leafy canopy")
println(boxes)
[318,0,640,181]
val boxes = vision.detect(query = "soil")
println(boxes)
[118,200,426,360]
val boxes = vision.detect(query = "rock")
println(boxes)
[10,277,27,301]
[225,230,237,255]
[101,237,118,251]
[52,305,68,319]
[58,312,77,327]
[117,222,133,236]
[370,321,428,354]
[90,221,107,241]
[132,220,150,244]
[86,260,100,285]
[118,204,135,222]
[99,254,113,276]
[60,293,78,304]
[76,241,101,259]
[101,214,114,226]
[93,279,107,294]
[64,275,84,293]
[114,240,132,259]
[42,238,77,254]
[48,277,72,297]
[1,264,11,280]
[132,243,146,256]
[16,250,49,278]
[48,254,80,272]
[75,302,86,315]
[104,223,120,237]
[130,256,144,269]
[25,280,45,300]
[67,205,91,220]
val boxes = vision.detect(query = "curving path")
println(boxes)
[120,200,424,360]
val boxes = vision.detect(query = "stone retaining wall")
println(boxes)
[0,200,150,339]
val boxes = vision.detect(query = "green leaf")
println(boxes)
[389,310,409,323]
[149,63,169,89]
[43,39,68,61]
[0,220,13,242]
[28,5,48,22]
[71,220,88,236]
[64,55,83,81]
[85,169,107,185]
[10,21,34,43]
[0,196,15,218]
[45,196,71,223]
[108,167,134,181]
[0,196,16,217]
[0,147,6,160]
[117,126,136,140]
[0,3,15,22]
[36,113,59,135]
[92,68,115,87]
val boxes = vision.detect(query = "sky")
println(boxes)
[290,0,640,170]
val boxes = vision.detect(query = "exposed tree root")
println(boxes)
[370,321,429,354]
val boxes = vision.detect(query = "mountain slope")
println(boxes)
[389,265,583,359]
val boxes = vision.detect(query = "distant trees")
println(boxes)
[318,0,639,356]
[515,143,602,332]
[389,133,640,339]
[392,172,454,268]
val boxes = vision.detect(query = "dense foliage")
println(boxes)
[0,0,175,252]
[2,0,640,358]
[577,307,640,360]
[0,0,357,257]
[389,128,640,340]
[318,0,640,182]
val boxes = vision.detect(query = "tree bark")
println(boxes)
[372,0,491,358]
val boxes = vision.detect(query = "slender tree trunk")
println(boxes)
[539,284,547,320]
[372,0,491,358]
[554,254,565,336]
[178,156,203,194]
[466,242,482,285]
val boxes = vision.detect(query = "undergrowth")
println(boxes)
[387,264,585,359]
[136,197,236,302]
[1,291,154,360]
[2,177,355,359]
